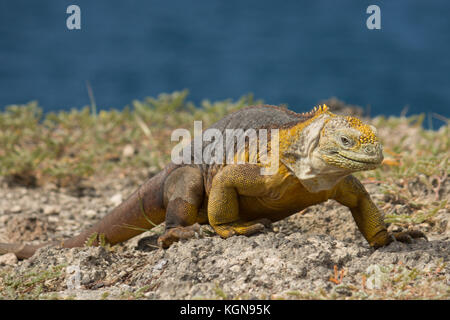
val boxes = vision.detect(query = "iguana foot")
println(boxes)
[371,228,427,248]
[157,223,201,248]
[212,218,272,238]
[390,229,428,244]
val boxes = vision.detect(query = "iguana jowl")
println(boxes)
[0,104,426,259]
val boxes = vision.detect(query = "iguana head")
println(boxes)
[317,113,383,171]
[281,104,383,192]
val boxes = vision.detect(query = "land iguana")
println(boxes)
[0,104,426,259]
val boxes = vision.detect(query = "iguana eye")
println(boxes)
[340,136,353,147]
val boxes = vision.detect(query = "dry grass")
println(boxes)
[0,90,259,187]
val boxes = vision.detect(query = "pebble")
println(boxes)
[42,205,60,215]
[418,223,431,232]
[84,209,97,218]
[0,253,18,266]
[48,216,60,223]
[109,194,123,207]
[153,259,168,271]
[120,284,132,291]
[122,145,135,158]
[10,205,22,213]
[144,292,156,298]
[229,265,241,273]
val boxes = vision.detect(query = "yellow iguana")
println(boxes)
[0,104,425,259]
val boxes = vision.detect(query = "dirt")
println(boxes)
[0,170,449,300]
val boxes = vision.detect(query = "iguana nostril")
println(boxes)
[363,145,375,155]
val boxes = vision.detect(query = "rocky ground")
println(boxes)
[0,169,448,300]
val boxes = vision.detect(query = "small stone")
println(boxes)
[334,286,352,297]
[153,259,168,271]
[122,144,135,158]
[43,205,59,215]
[84,209,97,218]
[0,253,18,265]
[10,205,21,213]
[229,265,241,273]
[98,206,107,213]
[109,194,123,207]
[48,216,60,223]
[120,284,132,291]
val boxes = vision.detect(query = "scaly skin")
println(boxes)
[0,104,426,259]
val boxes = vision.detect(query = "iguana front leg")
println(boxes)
[208,164,272,238]
[333,175,426,248]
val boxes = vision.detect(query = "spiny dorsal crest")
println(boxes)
[300,104,329,118]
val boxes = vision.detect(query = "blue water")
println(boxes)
[0,0,449,124]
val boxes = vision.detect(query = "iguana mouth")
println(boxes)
[337,152,381,165]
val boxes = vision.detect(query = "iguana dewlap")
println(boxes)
[0,104,425,259]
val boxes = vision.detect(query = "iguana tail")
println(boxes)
[0,242,59,259]
[0,164,178,260]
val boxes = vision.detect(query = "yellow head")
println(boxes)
[279,104,383,192]
[317,111,383,171]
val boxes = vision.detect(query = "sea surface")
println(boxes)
[0,0,449,125]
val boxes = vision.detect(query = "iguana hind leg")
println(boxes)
[157,166,206,248]
[207,164,272,238]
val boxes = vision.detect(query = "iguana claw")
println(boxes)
[157,223,202,248]
[391,229,428,244]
